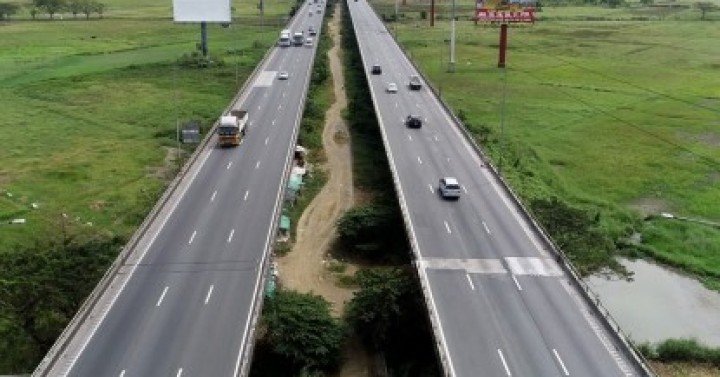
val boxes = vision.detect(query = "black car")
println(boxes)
[406,115,422,128]
[371,64,382,75]
[409,75,422,90]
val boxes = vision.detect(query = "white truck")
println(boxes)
[217,110,248,147]
[278,29,291,47]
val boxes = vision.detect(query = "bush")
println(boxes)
[177,51,225,69]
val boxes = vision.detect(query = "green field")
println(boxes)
[0,0,299,249]
[371,2,720,285]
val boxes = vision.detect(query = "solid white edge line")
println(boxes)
[512,275,523,291]
[553,349,570,376]
[156,286,168,307]
[188,230,197,245]
[233,15,314,374]
[349,5,459,376]
[210,190,217,202]
[64,147,215,375]
[465,274,475,290]
[483,221,491,235]
[244,190,249,201]
[204,285,214,305]
[227,229,235,243]
[444,221,451,234]
[497,349,512,376]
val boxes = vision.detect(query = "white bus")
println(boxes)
[278,29,291,47]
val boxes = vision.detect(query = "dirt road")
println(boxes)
[277,3,355,316]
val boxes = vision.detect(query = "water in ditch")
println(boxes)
[586,258,720,347]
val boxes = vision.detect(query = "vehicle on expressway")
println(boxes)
[371,64,382,75]
[409,75,423,90]
[217,110,248,147]
[439,177,462,199]
[386,82,398,93]
[293,31,304,46]
[278,29,291,47]
[405,114,422,128]
[278,71,289,80]
[308,25,317,35]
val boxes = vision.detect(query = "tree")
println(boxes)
[695,2,717,20]
[68,0,82,18]
[0,2,20,19]
[261,290,346,371]
[92,1,104,18]
[639,0,654,5]
[0,231,120,371]
[29,6,38,19]
[33,0,66,19]
[336,204,406,259]
[345,268,414,348]
[80,0,92,19]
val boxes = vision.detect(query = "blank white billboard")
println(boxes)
[173,0,231,23]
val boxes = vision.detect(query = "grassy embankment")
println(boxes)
[371,1,720,287]
[0,0,295,249]
[0,0,296,372]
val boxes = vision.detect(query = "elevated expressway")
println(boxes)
[346,1,652,376]
[34,3,326,376]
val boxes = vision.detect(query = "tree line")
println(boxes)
[0,0,106,20]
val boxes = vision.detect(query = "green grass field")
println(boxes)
[370,2,720,284]
[0,0,297,249]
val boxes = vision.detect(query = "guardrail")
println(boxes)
[33,28,279,377]
[376,12,657,377]
[344,4,456,376]
[236,3,326,376]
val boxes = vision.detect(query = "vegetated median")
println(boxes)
[249,1,442,376]
[0,0,292,373]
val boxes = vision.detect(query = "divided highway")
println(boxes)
[346,1,649,376]
[34,3,326,376]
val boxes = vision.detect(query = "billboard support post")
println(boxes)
[201,22,209,57]
[497,23,507,68]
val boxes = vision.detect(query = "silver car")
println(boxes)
[439,177,461,199]
[386,82,398,93]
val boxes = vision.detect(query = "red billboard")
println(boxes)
[475,0,536,23]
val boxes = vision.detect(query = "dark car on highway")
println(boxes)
[406,115,422,128]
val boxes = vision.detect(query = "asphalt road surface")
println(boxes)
[42,3,327,376]
[346,1,644,376]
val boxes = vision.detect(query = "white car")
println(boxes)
[278,71,289,80]
[304,37,314,47]
[439,177,461,200]
[386,82,398,93]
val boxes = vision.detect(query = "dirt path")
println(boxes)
[277,5,373,376]
[277,4,355,316]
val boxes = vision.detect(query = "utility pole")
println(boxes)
[448,0,456,72]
